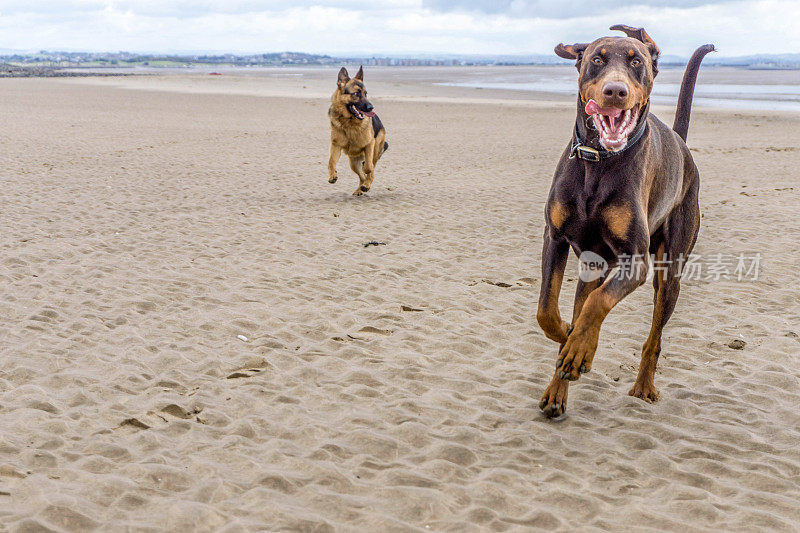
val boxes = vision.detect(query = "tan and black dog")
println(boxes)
[328,66,388,196]
[537,25,714,418]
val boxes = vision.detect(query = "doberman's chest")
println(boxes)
[548,192,635,252]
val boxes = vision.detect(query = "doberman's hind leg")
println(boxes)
[349,155,368,196]
[629,240,678,402]
[630,183,700,402]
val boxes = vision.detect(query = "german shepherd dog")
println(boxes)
[328,66,388,196]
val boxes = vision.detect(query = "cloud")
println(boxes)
[423,0,738,17]
[0,0,795,56]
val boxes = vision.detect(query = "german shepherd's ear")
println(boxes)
[337,67,349,87]
[555,42,589,70]
[354,65,364,81]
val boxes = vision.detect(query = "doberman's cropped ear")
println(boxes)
[354,65,364,81]
[610,24,660,58]
[610,24,660,76]
[337,67,349,86]
[555,42,589,70]
[555,43,588,60]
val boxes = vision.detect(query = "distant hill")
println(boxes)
[1,50,799,70]
[703,53,800,70]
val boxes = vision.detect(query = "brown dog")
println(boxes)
[536,25,714,418]
[328,66,388,196]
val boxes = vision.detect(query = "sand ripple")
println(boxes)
[1,76,799,531]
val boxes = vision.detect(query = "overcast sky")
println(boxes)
[0,1,794,57]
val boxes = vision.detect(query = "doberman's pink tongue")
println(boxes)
[585,99,624,132]
[585,99,622,118]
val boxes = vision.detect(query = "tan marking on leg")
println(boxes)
[631,242,667,402]
[571,278,604,324]
[549,201,569,230]
[537,267,570,344]
[556,286,616,380]
[540,372,570,418]
[603,204,633,239]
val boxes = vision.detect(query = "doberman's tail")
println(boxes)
[672,44,715,142]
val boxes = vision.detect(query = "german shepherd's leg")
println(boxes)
[328,144,342,184]
[348,155,368,196]
[631,181,699,402]
[556,231,649,382]
[362,139,377,192]
[373,128,386,166]
[538,230,572,418]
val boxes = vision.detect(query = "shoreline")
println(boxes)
[44,68,800,116]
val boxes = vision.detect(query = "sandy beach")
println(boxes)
[1,67,800,531]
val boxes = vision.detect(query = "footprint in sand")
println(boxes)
[482,280,512,287]
[357,326,393,337]
[226,368,265,379]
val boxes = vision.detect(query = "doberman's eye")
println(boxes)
[630,58,641,67]
[592,56,603,65]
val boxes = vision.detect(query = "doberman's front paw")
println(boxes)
[328,172,338,184]
[556,328,599,381]
[629,380,659,403]
[539,376,569,418]
[352,188,364,196]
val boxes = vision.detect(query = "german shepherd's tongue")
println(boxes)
[364,111,375,118]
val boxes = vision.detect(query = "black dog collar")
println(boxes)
[570,109,648,162]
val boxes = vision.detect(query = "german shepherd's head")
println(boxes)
[332,66,375,120]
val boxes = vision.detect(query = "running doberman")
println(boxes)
[537,25,714,418]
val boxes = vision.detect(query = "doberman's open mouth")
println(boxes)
[348,104,375,120]
[585,99,640,151]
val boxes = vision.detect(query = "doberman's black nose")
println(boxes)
[602,82,629,102]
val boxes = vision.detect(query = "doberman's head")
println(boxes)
[556,25,660,151]
[333,66,375,120]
